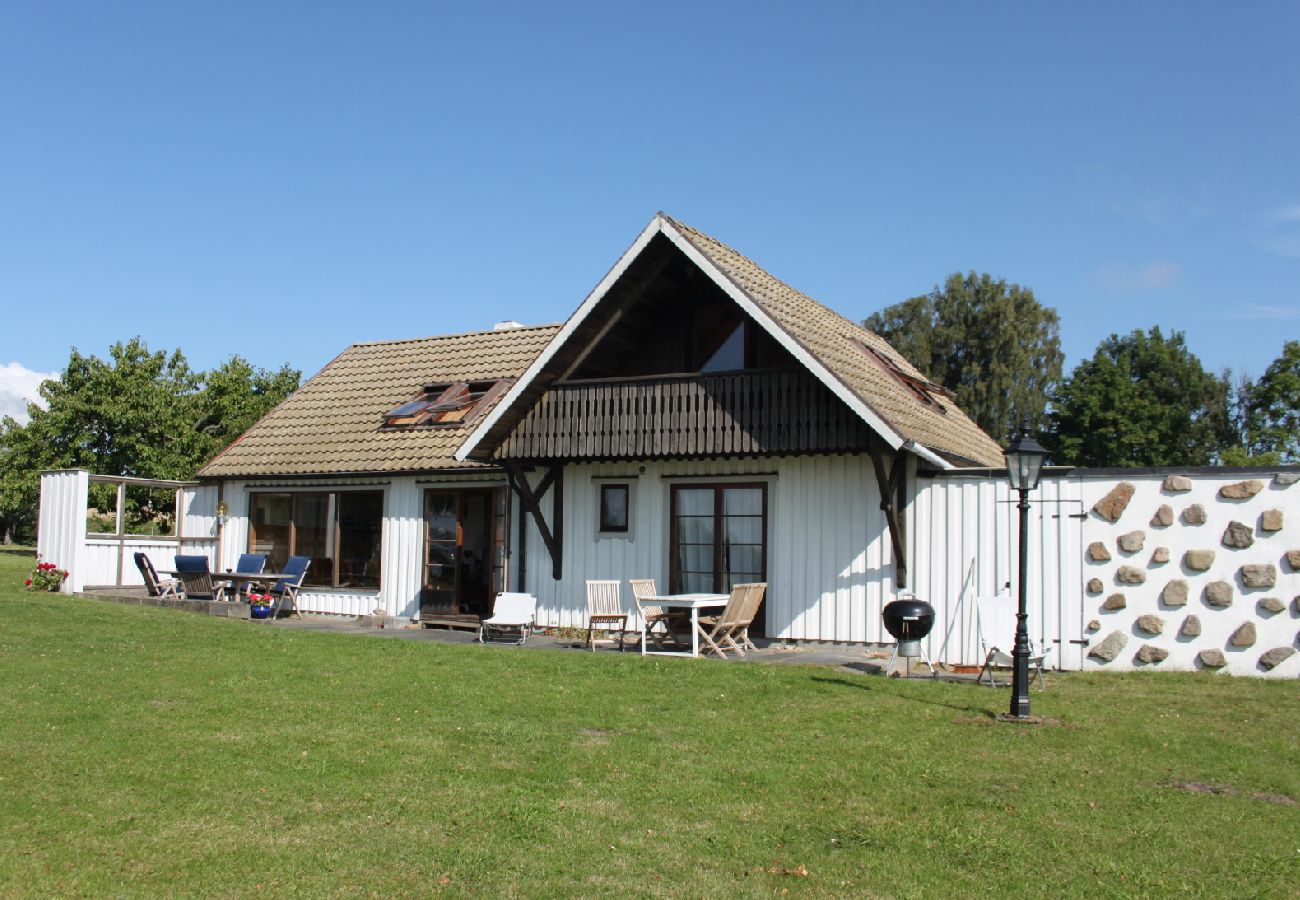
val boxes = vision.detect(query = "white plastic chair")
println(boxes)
[976,590,1050,689]
[478,592,537,645]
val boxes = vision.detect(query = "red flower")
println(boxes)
[24,579,32,586]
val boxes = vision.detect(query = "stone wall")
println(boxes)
[1080,471,1299,678]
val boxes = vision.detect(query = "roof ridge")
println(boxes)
[348,323,562,349]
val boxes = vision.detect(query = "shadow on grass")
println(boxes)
[0,547,35,558]
[811,673,997,718]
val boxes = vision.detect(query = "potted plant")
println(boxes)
[248,592,274,619]
[24,558,70,592]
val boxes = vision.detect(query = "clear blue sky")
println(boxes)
[2,1,1297,412]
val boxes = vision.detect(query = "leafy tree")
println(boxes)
[1223,340,1300,465]
[0,338,299,541]
[1045,327,1232,467]
[865,272,1064,440]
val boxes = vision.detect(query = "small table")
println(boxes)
[640,593,729,658]
[220,571,288,599]
[161,570,288,601]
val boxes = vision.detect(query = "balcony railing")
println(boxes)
[495,369,874,460]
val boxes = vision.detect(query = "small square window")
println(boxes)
[599,484,630,533]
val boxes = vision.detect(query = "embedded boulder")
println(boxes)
[1102,593,1127,611]
[1240,564,1277,589]
[1260,510,1283,532]
[1258,597,1285,615]
[1184,549,1215,571]
[1259,647,1296,671]
[1086,578,1104,594]
[1151,546,1170,564]
[1093,482,1136,522]
[1088,542,1112,562]
[1180,615,1202,638]
[1116,566,1146,585]
[1287,550,1300,570]
[1221,521,1254,550]
[1220,480,1264,500]
[1088,630,1128,663]
[1136,615,1164,635]
[1198,649,1227,669]
[1161,580,1189,607]
[1118,531,1146,553]
[1087,619,1100,631]
[1229,622,1257,648]
[1204,581,1234,608]
[1164,475,1194,492]
[1136,645,1169,664]
[1274,472,1299,486]
[1150,504,1174,527]
[1181,504,1207,525]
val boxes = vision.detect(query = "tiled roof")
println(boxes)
[664,215,1005,466]
[197,325,560,477]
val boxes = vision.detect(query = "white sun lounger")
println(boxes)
[478,592,538,645]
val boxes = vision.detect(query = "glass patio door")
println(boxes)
[421,488,510,621]
[670,484,767,598]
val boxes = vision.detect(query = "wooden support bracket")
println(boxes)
[870,446,909,589]
[504,462,564,581]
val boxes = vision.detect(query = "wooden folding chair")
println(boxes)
[732,582,767,651]
[585,580,628,652]
[628,578,683,648]
[697,584,752,659]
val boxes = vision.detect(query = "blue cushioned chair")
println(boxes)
[173,555,227,602]
[268,556,311,619]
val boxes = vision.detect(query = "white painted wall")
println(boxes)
[37,470,88,593]
[1076,470,1299,678]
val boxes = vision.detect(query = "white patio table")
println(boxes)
[640,593,729,658]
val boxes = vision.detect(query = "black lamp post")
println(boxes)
[1002,425,1048,720]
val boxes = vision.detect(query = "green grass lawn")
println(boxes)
[2,546,1298,898]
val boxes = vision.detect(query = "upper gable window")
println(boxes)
[381,380,507,428]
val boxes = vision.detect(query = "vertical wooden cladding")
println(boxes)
[496,369,874,460]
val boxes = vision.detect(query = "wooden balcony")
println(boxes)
[495,369,875,461]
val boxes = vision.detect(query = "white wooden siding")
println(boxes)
[911,472,1084,669]
[37,470,89,593]
[517,455,895,641]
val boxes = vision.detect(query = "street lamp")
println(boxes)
[1002,425,1048,720]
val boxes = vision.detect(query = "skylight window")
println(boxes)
[852,340,952,410]
[381,380,509,428]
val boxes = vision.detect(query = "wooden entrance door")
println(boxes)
[421,488,509,623]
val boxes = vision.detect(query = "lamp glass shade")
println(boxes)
[1003,431,1048,491]
[216,501,229,518]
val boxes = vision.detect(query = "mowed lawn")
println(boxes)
[2,549,1297,898]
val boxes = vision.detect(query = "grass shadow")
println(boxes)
[811,673,997,718]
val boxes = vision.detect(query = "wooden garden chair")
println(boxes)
[696,583,753,659]
[173,555,227,602]
[628,578,684,648]
[585,580,628,652]
[134,552,181,599]
[732,582,767,651]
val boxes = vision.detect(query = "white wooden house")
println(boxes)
[188,213,1003,638]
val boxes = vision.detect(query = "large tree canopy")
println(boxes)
[1044,327,1232,467]
[0,338,299,542]
[865,272,1063,440]
[1224,339,1300,465]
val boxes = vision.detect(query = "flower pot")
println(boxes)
[250,605,272,620]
